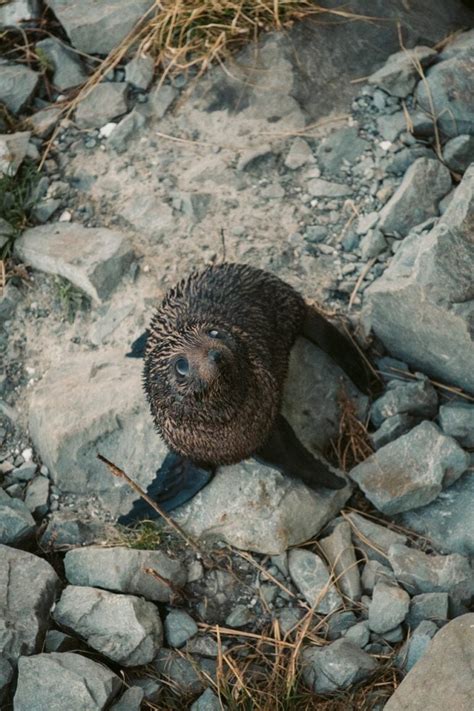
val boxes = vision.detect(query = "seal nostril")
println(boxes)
[208,349,222,364]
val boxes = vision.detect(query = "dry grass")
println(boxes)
[332,387,374,472]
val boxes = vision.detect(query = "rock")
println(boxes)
[27,105,62,137]
[371,413,418,449]
[388,544,472,602]
[443,135,474,173]
[110,686,144,711]
[225,604,254,628]
[125,54,154,89]
[40,511,111,550]
[185,636,220,658]
[384,614,474,710]
[0,656,13,704]
[75,83,128,129]
[14,652,122,711]
[45,0,155,55]
[165,610,198,648]
[44,629,82,653]
[288,548,343,614]
[342,620,370,648]
[89,303,134,345]
[0,63,39,113]
[347,511,407,565]
[360,228,387,259]
[368,581,410,634]
[0,489,36,544]
[406,593,449,629]
[349,421,469,515]
[399,620,438,672]
[307,177,352,197]
[119,193,174,238]
[370,378,438,427]
[177,192,212,223]
[0,131,31,176]
[53,585,163,666]
[361,560,396,593]
[376,112,407,142]
[301,638,377,694]
[191,688,222,711]
[11,462,37,481]
[64,546,186,602]
[438,402,474,447]
[416,57,474,137]
[326,611,357,640]
[24,475,49,516]
[440,29,474,60]
[319,520,361,602]
[0,0,40,27]
[317,127,368,174]
[284,137,314,170]
[368,46,436,98]
[151,649,215,696]
[0,544,59,663]
[378,158,451,236]
[32,197,61,223]
[397,472,474,557]
[149,83,177,119]
[107,108,147,153]
[15,223,134,302]
[36,37,87,90]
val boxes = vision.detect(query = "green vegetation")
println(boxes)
[0,161,41,259]
[53,276,91,323]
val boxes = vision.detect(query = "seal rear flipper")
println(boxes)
[255,414,346,490]
[302,306,371,394]
[126,330,149,358]
[117,451,214,524]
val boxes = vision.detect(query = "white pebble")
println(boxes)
[22,448,33,462]
[99,122,117,138]
[59,210,72,222]
[379,140,392,151]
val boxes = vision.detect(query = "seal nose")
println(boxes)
[208,349,222,365]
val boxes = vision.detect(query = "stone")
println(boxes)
[342,620,370,648]
[368,582,410,634]
[406,593,449,629]
[316,127,368,174]
[356,212,379,236]
[36,37,87,90]
[0,488,36,544]
[12,462,37,481]
[119,193,174,239]
[110,686,144,711]
[384,614,474,710]
[307,177,352,197]
[0,63,39,113]
[388,544,472,602]
[64,546,186,602]
[376,112,407,142]
[0,544,59,663]
[15,223,134,302]
[24,475,49,516]
[191,689,221,711]
[371,413,418,449]
[107,108,147,153]
[185,636,220,658]
[397,472,474,557]
[149,83,177,119]
[0,0,40,27]
[44,629,82,653]
[416,56,474,137]
[89,303,134,345]
[360,229,387,260]
[349,421,469,515]
[75,83,128,129]
[14,653,122,711]
[288,548,343,614]
[378,158,451,236]
[319,520,361,602]
[443,135,474,173]
[165,610,198,648]
[0,131,30,176]
[301,638,377,694]
[368,46,436,98]
[326,611,357,640]
[284,137,314,170]
[361,560,396,593]
[151,649,215,696]
[53,585,163,666]
[45,0,155,55]
[438,402,474,448]
[32,198,61,223]
[370,378,438,427]
[40,511,111,550]
[347,511,407,565]
[399,620,438,672]
[125,54,154,89]
[0,656,13,704]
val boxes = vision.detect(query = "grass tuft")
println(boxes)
[53,276,90,323]
[0,161,41,259]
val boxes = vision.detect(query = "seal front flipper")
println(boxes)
[301,306,371,394]
[126,330,148,358]
[255,414,346,490]
[117,451,214,524]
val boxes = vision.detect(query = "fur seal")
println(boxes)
[120,263,370,523]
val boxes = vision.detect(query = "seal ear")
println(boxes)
[126,331,148,358]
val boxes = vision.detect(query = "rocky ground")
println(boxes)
[1,1,474,710]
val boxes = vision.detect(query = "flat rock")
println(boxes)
[307,177,352,197]
[319,520,361,602]
[15,223,134,302]
[53,585,163,666]
[64,546,186,603]
[0,544,59,663]
[0,0,40,27]
[40,511,112,550]
[0,63,38,113]
[0,489,36,544]
[438,402,474,448]
[407,592,449,629]
[288,548,343,614]
[316,127,368,174]
[0,131,31,176]
[368,581,410,634]
[165,610,198,648]
[36,37,87,90]
[368,46,436,98]
[346,511,407,565]
[45,0,155,55]
[75,83,128,129]
[384,614,474,710]
[14,652,122,711]
[443,135,474,173]
[349,421,469,515]
[369,378,438,427]
[301,638,377,694]
[378,158,451,236]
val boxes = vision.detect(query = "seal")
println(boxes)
[119,263,370,523]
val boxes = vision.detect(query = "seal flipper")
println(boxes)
[117,451,214,524]
[126,330,148,358]
[255,414,346,490]
[302,307,371,394]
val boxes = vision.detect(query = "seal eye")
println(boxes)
[175,357,189,377]
[208,329,220,338]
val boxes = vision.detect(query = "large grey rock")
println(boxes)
[369,378,438,427]
[301,638,377,694]
[440,29,474,60]
[0,544,59,663]
[288,548,343,614]
[14,652,122,711]
[397,472,474,557]
[36,37,87,90]
[75,83,128,129]
[368,45,436,97]
[15,223,134,302]
[0,63,39,113]
[407,593,449,629]
[368,581,410,634]
[0,488,36,544]
[0,131,31,176]
[316,127,368,174]
[416,56,474,137]
[438,402,474,448]
[378,158,451,236]
[45,0,155,55]
[384,614,474,710]
[443,135,474,173]
[64,546,186,602]
[0,0,39,27]
[164,610,198,648]
[349,421,469,515]
[53,585,163,666]
[319,521,361,602]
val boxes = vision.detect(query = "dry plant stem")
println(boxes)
[144,566,187,601]
[349,257,376,310]
[97,453,205,557]
[377,367,474,403]
[198,623,296,649]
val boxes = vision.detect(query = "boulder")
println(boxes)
[125,54,154,90]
